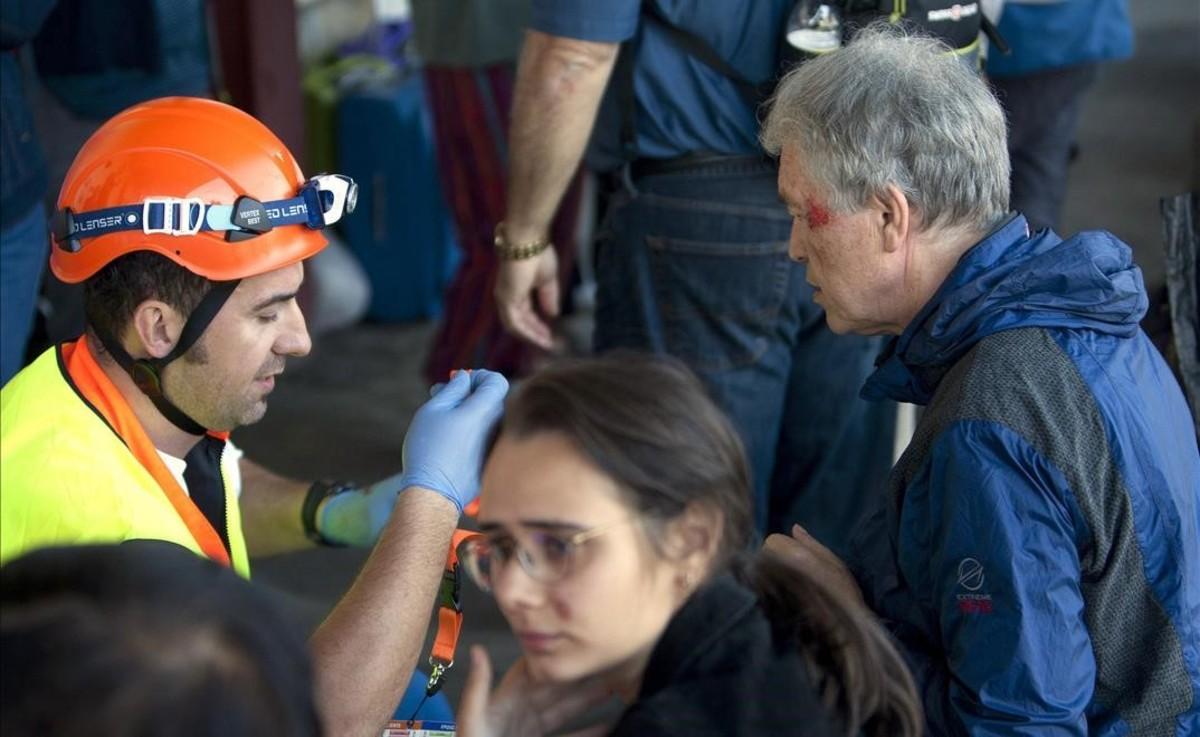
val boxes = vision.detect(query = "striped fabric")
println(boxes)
[422,64,584,382]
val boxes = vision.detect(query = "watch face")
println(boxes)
[787,26,841,53]
[345,181,359,215]
[786,2,843,54]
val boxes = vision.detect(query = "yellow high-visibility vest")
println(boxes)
[1,342,250,577]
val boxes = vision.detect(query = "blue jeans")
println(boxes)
[1,201,48,386]
[594,160,894,550]
[992,63,1099,233]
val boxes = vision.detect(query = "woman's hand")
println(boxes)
[764,523,864,606]
[457,646,615,737]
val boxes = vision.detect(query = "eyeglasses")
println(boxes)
[51,173,358,252]
[458,518,633,592]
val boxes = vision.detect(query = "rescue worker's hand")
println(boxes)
[397,369,509,514]
[495,248,559,350]
[764,524,864,606]
[457,646,615,737]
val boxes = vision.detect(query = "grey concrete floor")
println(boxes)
[222,0,1200,716]
[1057,2,1200,292]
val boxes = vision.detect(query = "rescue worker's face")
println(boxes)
[477,431,690,689]
[778,145,909,336]
[166,262,311,430]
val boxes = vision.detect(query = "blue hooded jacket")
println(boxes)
[851,215,1200,735]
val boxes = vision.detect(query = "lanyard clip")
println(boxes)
[425,567,462,698]
[425,657,453,698]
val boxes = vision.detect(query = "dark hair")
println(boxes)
[1,540,321,737]
[83,251,211,342]
[492,351,921,737]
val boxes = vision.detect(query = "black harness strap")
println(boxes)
[617,2,772,162]
[641,1,763,106]
[92,279,240,437]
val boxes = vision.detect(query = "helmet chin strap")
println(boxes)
[93,280,241,436]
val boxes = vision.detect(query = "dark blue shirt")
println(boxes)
[529,0,792,170]
[0,0,56,228]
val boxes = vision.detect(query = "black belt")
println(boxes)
[628,152,774,181]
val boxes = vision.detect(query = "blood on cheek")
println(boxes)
[805,197,834,229]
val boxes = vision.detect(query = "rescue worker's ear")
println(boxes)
[130,300,187,359]
[873,183,911,254]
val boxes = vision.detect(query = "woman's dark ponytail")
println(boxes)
[746,550,923,737]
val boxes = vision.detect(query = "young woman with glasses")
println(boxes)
[455,352,921,737]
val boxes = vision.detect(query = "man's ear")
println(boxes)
[130,300,184,359]
[872,183,912,255]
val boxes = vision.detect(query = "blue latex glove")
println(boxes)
[396,369,509,513]
[317,370,508,544]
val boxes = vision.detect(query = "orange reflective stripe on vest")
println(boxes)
[60,339,232,567]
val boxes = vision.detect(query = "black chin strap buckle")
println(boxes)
[130,360,163,396]
[120,354,207,436]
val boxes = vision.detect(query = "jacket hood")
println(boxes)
[863,214,1149,404]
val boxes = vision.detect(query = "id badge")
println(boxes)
[382,720,456,737]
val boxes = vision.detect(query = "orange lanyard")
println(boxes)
[60,339,232,567]
[425,527,482,697]
[424,374,483,697]
[424,496,484,697]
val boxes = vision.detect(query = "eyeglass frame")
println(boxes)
[458,517,636,592]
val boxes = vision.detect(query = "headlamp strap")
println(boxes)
[55,192,325,246]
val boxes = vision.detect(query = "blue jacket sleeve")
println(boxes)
[529,0,640,42]
[912,419,1095,735]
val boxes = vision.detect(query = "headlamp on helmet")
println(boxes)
[50,173,358,253]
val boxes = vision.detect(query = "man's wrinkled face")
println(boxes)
[166,262,311,430]
[778,145,901,335]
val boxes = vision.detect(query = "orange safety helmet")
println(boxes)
[51,97,348,284]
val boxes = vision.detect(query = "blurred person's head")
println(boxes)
[762,25,1010,336]
[1,540,321,737]
[464,353,921,736]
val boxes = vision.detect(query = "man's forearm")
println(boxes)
[504,30,618,242]
[238,457,311,557]
[310,487,458,737]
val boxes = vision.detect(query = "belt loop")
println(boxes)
[619,161,640,198]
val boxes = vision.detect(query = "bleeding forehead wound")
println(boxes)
[805,197,833,229]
